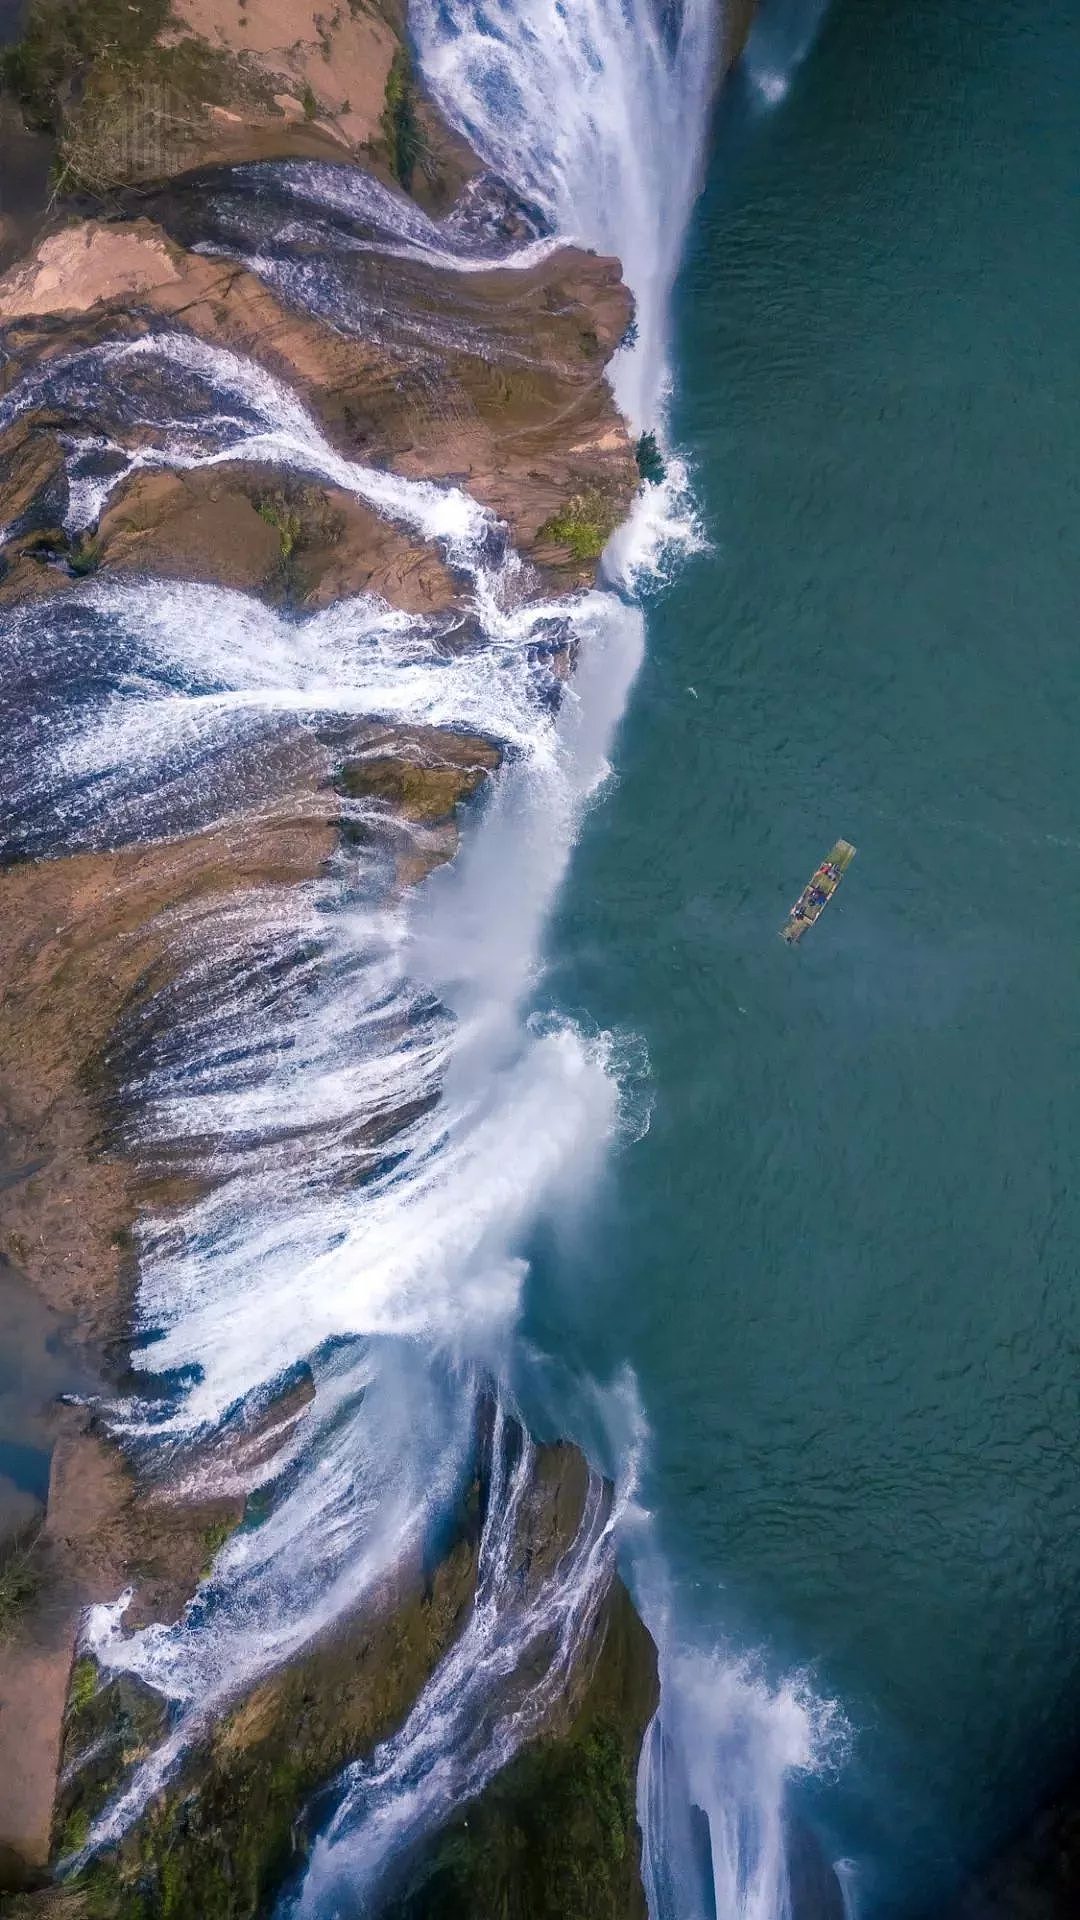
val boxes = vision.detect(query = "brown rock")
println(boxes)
[95,468,461,614]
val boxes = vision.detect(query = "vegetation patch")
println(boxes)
[338,753,494,824]
[57,1537,479,1920]
[255,494,303,566]
[252,485,345,601]
[60,37,268,191]
[386,1722,639,1920]
[68,532,103,577]
[2,0,275,190]
[67,1655,99,1716]
[0,1528,42,1639]
[200,1516,237,1578]
[380,44,421,191]
[0,0,171,129]
[537,487,621,564]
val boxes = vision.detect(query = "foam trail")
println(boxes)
[742,0,832,107]
[0,331,493,562]
[0,576,553,852]
[189,159,564,328]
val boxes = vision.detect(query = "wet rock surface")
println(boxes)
[0,213,636,579]
[382,1574,658,1920]
[0,1424,654,1920]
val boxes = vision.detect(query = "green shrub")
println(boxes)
[0,1532,40,1638]
[67,1655,99,1715]
[58,1805,91,1858]
[538,488,620,563]
[69,533,103,576]
[635,429,666,486]
[256,496,303,562]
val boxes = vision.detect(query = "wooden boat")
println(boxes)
[780,839,856,944]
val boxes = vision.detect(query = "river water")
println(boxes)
[531,0,1080,1912]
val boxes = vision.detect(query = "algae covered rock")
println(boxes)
[57,1537,479,1920]
[385,1581,658,1920]
[43,1429,659,1920]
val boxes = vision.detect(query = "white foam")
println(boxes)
[635,1578,851,1920]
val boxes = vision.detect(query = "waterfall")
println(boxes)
[406,6,845,1919]
[637,1641,846,1920]
[10,237,647,1867]
[410,0,718,428]
[1,0,846,1909]
[289,1405,627,1918]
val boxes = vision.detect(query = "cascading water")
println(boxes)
[289,1405,629,1919]
[405,5,845,1918]
[3,244,647,1881]
[409,0,717,427]
[2,0,842,1910]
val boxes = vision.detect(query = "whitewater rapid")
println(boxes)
[0,0,843,1911]
[5,241,647,1877]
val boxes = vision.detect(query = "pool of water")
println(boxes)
[527,0,1080,1910]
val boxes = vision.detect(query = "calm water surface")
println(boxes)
[531,0,1080,1910]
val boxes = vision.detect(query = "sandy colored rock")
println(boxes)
[0,224,183,322]
[0,219,637,574]
[339,726,500,822]
[94,467,461,613]
[0,801,338,1332]
[0,1406,246,1880]
[170,0,398,150]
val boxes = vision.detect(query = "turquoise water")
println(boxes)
[530,0,1080,1910]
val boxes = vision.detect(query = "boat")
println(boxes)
[780,839,856,943]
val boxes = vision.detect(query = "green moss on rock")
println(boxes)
[66,1657,98,1717]
[537,488,621,565]
[39,1443,656,1920]
[389,1723,637,1920]
[381,45,422,191]
[60,1540,478,1920]
[385,1580,658,1920]
[1,0,274,189]
[338,750,495,824]
[0,0,170,129]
